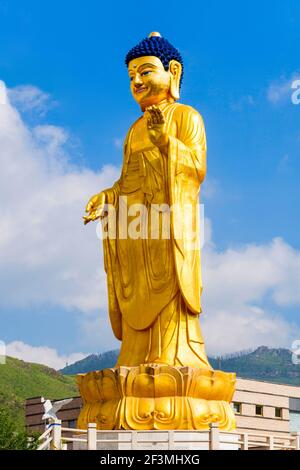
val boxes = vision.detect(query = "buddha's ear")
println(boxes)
[169,60,182,100]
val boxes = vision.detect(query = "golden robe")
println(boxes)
[102,100,211,368]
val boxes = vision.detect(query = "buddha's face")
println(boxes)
[128,56,171,110]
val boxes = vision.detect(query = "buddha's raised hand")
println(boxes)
[145,105,169,150]
[83,191,106,225]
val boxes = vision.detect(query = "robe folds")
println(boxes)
[101,101,210,368]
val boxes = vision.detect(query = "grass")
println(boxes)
[0,356,77,430]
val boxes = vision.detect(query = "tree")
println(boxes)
[0,408,39,450]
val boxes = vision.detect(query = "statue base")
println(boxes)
[76,364,236,431]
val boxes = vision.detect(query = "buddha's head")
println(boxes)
[125,32,183,111]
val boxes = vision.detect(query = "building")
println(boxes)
[25,377,300,438]
[232,378,300,437]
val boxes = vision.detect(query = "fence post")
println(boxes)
[267,435,274,450]
[50,419,62,450]
[291,432,300,450]
[241,433,248,450]
[131,431,138,450]
[168,431,175,450]
[87,423,97,450]
[209,423,220,450]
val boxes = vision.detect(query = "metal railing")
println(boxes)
[37,420,300,451]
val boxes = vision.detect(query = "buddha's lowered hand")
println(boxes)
[83,191,106,225]
[145,105,169,151]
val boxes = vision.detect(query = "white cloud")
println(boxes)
[202,305,299,357]
[5,341,86,370]
[201,237,300,355]
[8,84,57,116]
[0,79,120,313]
[267,73,300,104]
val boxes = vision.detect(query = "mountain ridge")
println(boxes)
[60,346,300,386]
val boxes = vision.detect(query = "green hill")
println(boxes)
[0,356,78,430]
[61,346,300,386]
[209,346,300,385]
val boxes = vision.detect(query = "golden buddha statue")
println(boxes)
[77,32,236,431]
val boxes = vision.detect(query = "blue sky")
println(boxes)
[0,0,300,368]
